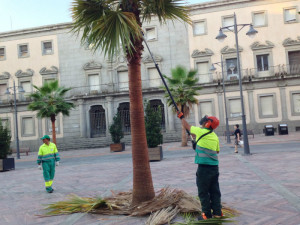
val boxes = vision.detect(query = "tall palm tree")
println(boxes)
[28,80,75,145]
[163,66,201,146]
[71,0,190,204]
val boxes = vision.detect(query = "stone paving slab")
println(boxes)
[1,133,300,225]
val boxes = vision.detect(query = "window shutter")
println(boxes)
[146,28,156,41]
[88,74,100,91]
[285,8,296,22]
[197,62,210,83]
[260,96,274,116]
[0,84,7,95]
[118,71,129,90]
[254,12,265,26]
[200,102,213,117]
[23,117,34,135]
[229,99,242,117]
[293,93,300,113]
[0,48,4,55]
[223,16,234,30]
[193,21,205,35]
[48,118,59,132]
[148,68,161,88]
[21,81,31,93]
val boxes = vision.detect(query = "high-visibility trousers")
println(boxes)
[42,160,55,192]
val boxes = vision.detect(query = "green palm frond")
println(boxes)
[141,0,191,25]
[71,0,141,57]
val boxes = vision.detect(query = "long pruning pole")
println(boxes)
[142,33,193,140]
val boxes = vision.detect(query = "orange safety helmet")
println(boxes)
[200,115,220,130]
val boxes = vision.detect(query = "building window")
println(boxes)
[118,102,131,134]
[222,15,234,31]
[88,74,100,93]
[18,44,29,58]
[42,41,53,55]
[0,119,10,130]
[196,62,210,83]
[292,93,300,113]
[145,27,157,41]
[288,51,300,74]
[193,20,206,36]
[229,98,241,118]
[260,95,274,116]
[149,99,165,131]
[44,78,56,84]
[253,11,267,27]
[20,81,31,94]
[199,101,213,118]
[148,68,161,88]
[0,47,5,60]
[46,117,59,134]
[256,54,269,71]
[90,105,106,137]
[284,7,297,23]
[22,117,35,136]
[118,71,129,91]
[226,58,238,77]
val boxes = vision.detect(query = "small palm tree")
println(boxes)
[164,66,201,146]
[28,80,75,145]
[71,0,190,204]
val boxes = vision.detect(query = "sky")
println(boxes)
[0,0,214,33]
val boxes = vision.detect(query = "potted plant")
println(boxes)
[109,113,125,152]
[145,101,163,161]
[0,119,14,171]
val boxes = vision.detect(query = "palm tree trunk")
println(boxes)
[181,105,187,146]
[51,115,57,145]
[126,1,155,205]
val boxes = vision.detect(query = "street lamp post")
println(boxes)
[5,80,25,159]
[210,55,231,144]
[215,12,258,155]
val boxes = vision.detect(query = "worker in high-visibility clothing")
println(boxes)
[37,135,60,193]
[178,113,222,220]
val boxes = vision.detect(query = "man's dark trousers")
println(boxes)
[196,164,222,217]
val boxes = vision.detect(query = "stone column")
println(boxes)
[38,118,43,137]
[78,99,87,138]
[106,96,114,126]
[279,87,288,122]
[167,105,175,132]
[247,90,256,130]
[217,92,225,125]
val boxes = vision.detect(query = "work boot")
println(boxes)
[198,213,212,220]
[213,211,224,218]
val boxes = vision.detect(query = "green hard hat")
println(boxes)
[40,135,50,140]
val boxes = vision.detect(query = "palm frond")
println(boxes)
[141,0,191,25]
[71,0,141,57]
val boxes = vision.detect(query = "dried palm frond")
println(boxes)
[44,194,111,216]
[146,206,180,225]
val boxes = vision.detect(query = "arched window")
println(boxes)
[90,105,106,137]
[149,99,165,131]
[118,102,131,134]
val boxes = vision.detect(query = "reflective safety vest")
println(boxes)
[190,126,220,166]
[37,142,60,164]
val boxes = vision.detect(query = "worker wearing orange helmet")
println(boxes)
[178,113,222,220]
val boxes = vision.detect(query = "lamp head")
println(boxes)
[216,28,227,42]
[210,64,217,71]
[4,88,10,95]
[246,24,258,38]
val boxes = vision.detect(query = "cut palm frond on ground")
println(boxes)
[43,188,239,224]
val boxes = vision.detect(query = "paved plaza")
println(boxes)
[0,133,300,225]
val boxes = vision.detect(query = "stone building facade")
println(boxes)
[0,0,299,151]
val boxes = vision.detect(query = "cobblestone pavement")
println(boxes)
[0,133,300,225]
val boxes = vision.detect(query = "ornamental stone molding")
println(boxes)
[39,66,58,75]
[0,72,10,80]
[191,48,214,58]
[250,41,275,50]
[83,61,102,70]
[117,65,128,72]
[221,45,243,54]
[283,37,300,47]
[15,69,34,78]
[142,54,162,64]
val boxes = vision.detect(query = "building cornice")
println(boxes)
[0,22,72,39]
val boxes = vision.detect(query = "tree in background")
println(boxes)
[163,66,201,146]
[28,80,75,144]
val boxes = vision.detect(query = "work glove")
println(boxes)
[177,112,184,119]
[56,161,59,166]
[38,165,42,170]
